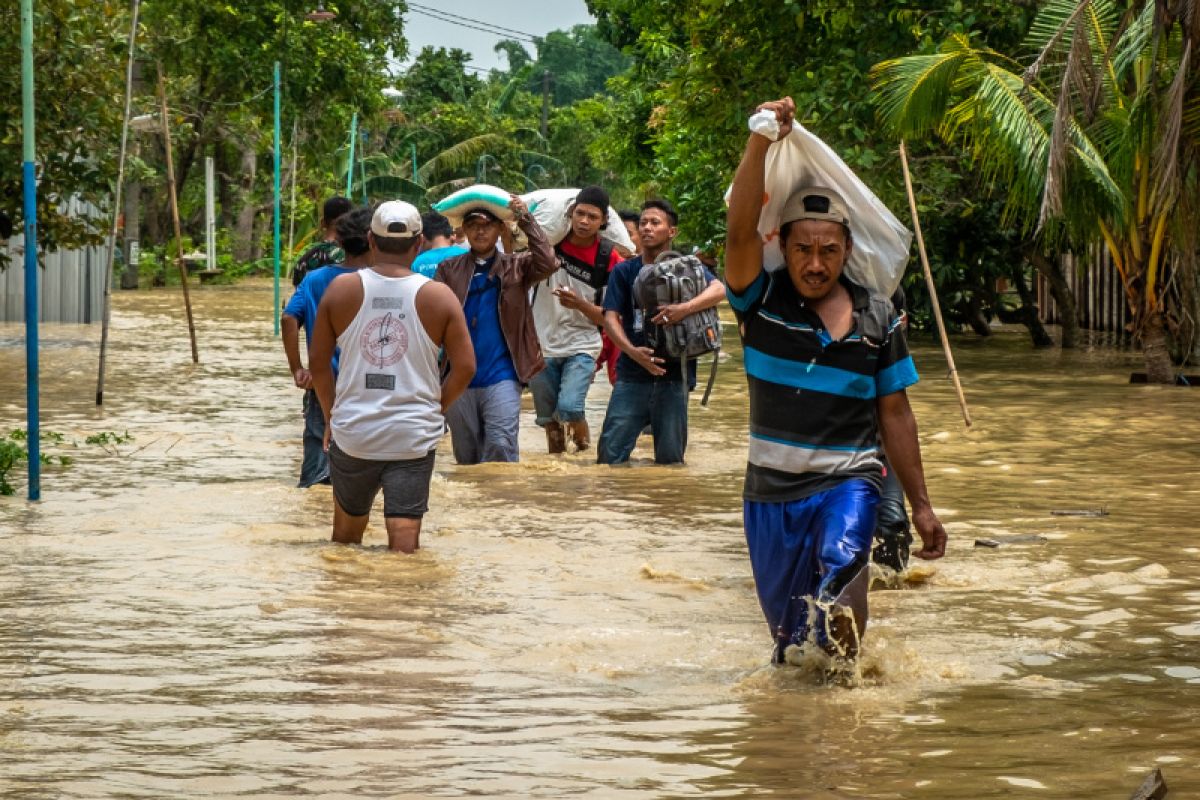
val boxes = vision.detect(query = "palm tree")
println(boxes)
[338,126,565,207]
[871,0,1199,382]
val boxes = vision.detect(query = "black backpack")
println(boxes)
[633,252,722,404]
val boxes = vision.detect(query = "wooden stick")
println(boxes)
[96,0,141,405]
[899,141,971,428]
[156,62,199,364]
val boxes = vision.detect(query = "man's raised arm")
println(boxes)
[726,97,795,293]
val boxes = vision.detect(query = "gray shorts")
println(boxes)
[327,442,437,519]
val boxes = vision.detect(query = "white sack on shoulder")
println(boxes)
[732,115,912,297]
[520,188,636,252]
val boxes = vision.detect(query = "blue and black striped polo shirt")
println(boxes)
[728,270,918,503]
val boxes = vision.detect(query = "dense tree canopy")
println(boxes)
[0,0,125,268]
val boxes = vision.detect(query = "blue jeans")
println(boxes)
[744,479,880,652]
[529,353,596,426]
[299,390,330,488]
[596,379,688,464]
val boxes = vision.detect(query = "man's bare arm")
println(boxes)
[417,282,476,413]
[726,97,795,293]
[308,301,339,440]
[650,275,726,325]
[603,309,666,377]
[878,390,947,560]
[281,314,311,389]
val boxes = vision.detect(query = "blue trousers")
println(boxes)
[529,353,596,426]
[298,390,330,488]
[596,379,688,464]
[744,479,879,651]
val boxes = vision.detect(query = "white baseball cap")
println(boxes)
[371,200,422,238]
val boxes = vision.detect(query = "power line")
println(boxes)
[405,2,539,44]
[407,2,540,41]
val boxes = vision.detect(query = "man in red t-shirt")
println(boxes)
[529,186,623,453]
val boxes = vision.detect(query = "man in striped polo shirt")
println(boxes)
[725,96,947,663]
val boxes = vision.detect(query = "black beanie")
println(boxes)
[574,185,610,215]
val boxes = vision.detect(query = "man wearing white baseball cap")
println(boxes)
[309,200,476,552]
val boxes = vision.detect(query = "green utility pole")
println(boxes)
[345,111,358,197]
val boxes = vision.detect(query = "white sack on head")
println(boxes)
[731,111,912,297]
[520,188,636,252]
[433,184,515,227]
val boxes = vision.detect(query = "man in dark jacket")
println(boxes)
[434,195,557,463]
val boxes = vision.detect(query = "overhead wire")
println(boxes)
[406,2,540,42]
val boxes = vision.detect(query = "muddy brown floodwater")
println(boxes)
[1,281,1198,798]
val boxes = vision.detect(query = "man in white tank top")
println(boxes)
[309,201,476,553]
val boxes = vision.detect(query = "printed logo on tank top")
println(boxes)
[361,311,409,368]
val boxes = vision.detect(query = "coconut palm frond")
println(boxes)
[363,175,428,204]
[417,133,509,184]
[493,65,535,115]
[1043,21,1103,222]
[1151,40,1192,211]
[1023,0,1092,82]
[870,34,982,138]
[1183,89,1200,146]
[1025,0,1121,58]
[425,177,477,202]
[1112,1,1156,78]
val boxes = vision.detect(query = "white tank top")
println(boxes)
[331,270,443,460]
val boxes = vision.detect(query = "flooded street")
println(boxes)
[2,281,1198,798]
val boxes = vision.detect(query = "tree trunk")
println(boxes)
[1011,263,1055,347]
[232,143,258,263]
[120,178,141,290]
[1141,310,1175,383]
[215,142,236,232]
[1024,247,1079,348]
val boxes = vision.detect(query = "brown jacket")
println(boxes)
[434,212,558,384]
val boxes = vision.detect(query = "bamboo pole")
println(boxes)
[898,142,972,429]
[97,0,140,405]
[156,62,199,363]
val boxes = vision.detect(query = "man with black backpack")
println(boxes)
[529,186,623,453]
[596,200,725,465]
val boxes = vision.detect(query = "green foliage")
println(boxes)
[400,47,484,112]
[0,0,126,269]
[870,0,1200,372]
[356,27,631,209]
[585,0,1033,262]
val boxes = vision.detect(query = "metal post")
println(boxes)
[411,142,418,182]
[205,156,216,270]
[345,111,358,197]
[359,124,368,204]
[273,61,282,335]
[21,0,40,499]
[96,0,140,406]
[540,69,550,138]
[287,118,298,266]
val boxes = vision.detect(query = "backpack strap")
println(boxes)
[858,292,898,346]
